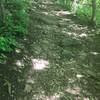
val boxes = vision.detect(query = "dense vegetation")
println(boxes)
[0,0,100,99]
[0,0,30,99]
[0,0,29,62]
[56,0,100,25]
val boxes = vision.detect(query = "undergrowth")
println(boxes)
[0,0,30,99]
[0,0,29,62]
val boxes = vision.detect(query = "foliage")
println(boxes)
[0,0,100,99]
[56,0,100,25]
[0,0,29,62]
[0,36,17,52]
[0,0,30,99]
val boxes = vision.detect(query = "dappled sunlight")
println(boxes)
[67,32,77,37]
[26,77,35,84]
[62,29,88,38]
[32,93,46,100]
[39,4,47,9]
[32,92,62,100]
[65,86,81,95]
[62,30,88,39]
[79,33,87,38]
[31,59,49,70]
[76,74,83,79]
[15,60,24,67]
[15,49,21,53]
[55,11,71,16]
[90,51,100,55]
[68,78,75,84]
[45,94,61,100]
[68,24,88,34]
[42,12,49,15]
[50,10,72,16]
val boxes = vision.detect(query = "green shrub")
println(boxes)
[0,0,30,99]
[0,36,17,52]
[56,0,100,25]
[0,0,29,62]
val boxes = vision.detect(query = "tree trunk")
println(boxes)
[0,0,5,24]
[91,0,96,24]
[71,0,78,14]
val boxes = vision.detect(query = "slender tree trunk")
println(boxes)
[0,0,5,24]
[71,0,78,14]
[91,0,96,24]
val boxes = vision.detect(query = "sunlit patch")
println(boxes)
[56,11,71,16]
[90,52,99,55]
[32,92,61,100]
[15,49,21,53]
[45,93,61,100]
[66,87,81,95]
[16,60,24,67]
[68,78,75,83]
[51,11,71,16]
[79,33,87,38]
[60,18,71,22]
[24,38,27,41]
[31,59,49,70]
[84,97,90,100]
[26,78,35,84]
[62,18,71,21]
[42,12,49,15]
[67,32,77,36]
[76,74,83,78]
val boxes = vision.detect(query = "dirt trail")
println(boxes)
[2,0,100,100]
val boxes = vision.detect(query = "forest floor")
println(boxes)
[3,0,100,100]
